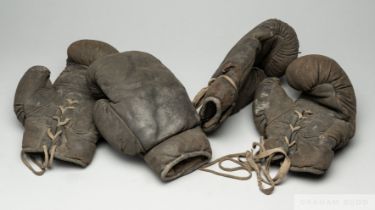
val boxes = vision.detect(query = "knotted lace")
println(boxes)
[200,109,311,194]
[200,137,290,195]
[21,98,78,176]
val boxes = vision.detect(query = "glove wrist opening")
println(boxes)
[144,127,212,181]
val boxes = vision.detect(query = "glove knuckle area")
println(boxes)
[286,54,343,90]
[286,54,356,119]
[255,19,299,77]
[87,52,143,100]
[68,40,118,66]
[94,99,143,156]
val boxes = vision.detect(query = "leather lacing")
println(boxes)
[200,110,310,195]
[21,98,78,175]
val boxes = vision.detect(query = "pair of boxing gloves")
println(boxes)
[194,19,355,175]
[14,40,212,180]
[14,19,356,181]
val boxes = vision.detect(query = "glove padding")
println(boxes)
[193,19,299,133]
[253,54,356,174]
[88,51,212,181]
[14,40,118,175]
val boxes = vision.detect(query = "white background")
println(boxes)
[1,0,374,209]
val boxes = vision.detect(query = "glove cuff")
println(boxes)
[22,119,97,168]
[144,127,212,181]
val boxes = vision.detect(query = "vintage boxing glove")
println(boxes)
[14,40,118,175]
[201,54,356,194]
[88,51,212,181]
[193,19,299,133]
[253,54,356,174]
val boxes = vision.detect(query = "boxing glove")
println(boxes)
[253,54,356,174]
[193,19,299,133]
[14,40,118,175]
[88,51,212,181]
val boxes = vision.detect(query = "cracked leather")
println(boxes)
[195,19,299,133]
[253,54,356,174]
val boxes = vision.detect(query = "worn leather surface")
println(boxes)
[88,51,212,181]
[195,19,299,133]
[253,55,356,174]
[14,40,118,170]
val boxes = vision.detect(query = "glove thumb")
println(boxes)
[14,66,52,124]
[93,99,143,155]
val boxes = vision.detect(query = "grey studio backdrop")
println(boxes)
[0,0,374,210]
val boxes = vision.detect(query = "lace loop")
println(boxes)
[20,145,49,176]
[21,98,78,175]
[200,137,291,195]
[200,110,312,194]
